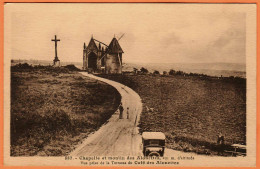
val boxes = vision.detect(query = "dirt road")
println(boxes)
[70,72,201,157]
[70,72,143,156]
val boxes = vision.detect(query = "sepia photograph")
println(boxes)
[3,2,257,167]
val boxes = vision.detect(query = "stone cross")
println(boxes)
[51,35,60,61]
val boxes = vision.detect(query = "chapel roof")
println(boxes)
[86,38,98,50]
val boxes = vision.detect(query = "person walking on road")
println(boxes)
[127,107,129,119]
[119,103,124,119]
[217,132,225,155]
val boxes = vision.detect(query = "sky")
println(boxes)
[4,3,252,64]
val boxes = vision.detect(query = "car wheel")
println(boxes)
[148,152,160,157]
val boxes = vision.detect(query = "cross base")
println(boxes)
[53,60,60,67]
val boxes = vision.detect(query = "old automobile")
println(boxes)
[142,132,166,157]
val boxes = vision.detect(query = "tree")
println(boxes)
[133,67,138,74]
[176,71,184,75]
[140,67,149,74]
[153,70,160,75]
[169,69,176,75]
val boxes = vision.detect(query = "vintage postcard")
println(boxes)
[2,2,257,167]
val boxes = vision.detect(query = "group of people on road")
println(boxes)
[118,102,129,119]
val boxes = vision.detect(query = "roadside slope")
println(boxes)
[11,66,121,156]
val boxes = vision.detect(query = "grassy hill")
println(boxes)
[11,64,121,156]
[99,74,246,155]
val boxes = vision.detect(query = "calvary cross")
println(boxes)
[51,35,60,64]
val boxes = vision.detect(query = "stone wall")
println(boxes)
[105,53,122,74]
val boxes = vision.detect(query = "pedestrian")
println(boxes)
[217,132,225,155]
[127,107,129,119]
[119,103,124,119]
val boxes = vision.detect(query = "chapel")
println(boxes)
[83,36,124,74]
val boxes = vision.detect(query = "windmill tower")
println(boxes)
[105,37,124,74]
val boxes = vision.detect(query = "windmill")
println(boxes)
[95,33,125,67]
[115,33,125,66]
[117,33,125,41]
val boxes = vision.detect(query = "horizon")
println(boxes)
[11,58,246,65]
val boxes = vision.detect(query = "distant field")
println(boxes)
[99,74,246,155]
[123,62,246,78]
[11,65,121,156]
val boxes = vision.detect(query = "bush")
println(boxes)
[153,70,160,75]
[176,71,184,76]
[169,69,176,75]
[11,63,33,72]
[64,64,80,71]
[140,67,149,74]
[11,63,80,74]
[133,68,138,74]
